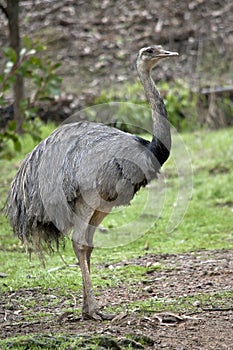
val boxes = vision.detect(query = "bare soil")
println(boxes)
[1,250,233,349]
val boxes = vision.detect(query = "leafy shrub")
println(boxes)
[0,36,62,158]
[94,80,199,133]
[159,79,199,131]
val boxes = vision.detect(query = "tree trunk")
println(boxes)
[6,0,24,133]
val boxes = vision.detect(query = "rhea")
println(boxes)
[6,45,179,320]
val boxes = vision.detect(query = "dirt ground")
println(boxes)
[1,250,233,349]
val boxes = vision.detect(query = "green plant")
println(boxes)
[159,79,199,131]
[0,36,62,158]
[94,80,199,133]
[223,94,233,124]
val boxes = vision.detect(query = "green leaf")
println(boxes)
[13,137,22,152]
[52,63,61,70]
[35,43,47,51]
[0,96,6,106]
[3,131,22,152]
[22,35,32,49]
[3,47,17,63]
[7,121,17,131]
[19,98,28,110]
[30,56,43,66]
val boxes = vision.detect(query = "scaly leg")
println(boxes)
[72,201,101,319]
[72,240,101,320]
[86,210,109,272]
[84,210,115,320]
[72,204,115,320]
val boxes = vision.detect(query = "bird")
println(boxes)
[6,45,179,320]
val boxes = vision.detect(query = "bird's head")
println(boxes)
[137,45,179,72]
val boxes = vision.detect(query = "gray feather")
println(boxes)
[6,121,160,252]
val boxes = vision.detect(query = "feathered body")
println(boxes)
[6,121,164,250]
[6,45,178,320]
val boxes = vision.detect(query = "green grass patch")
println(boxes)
[0,124,233,348]
[0,334,127,350]
[116,290,233,316]
[1,126,233,291]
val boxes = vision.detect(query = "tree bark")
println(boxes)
[6,0,24,133]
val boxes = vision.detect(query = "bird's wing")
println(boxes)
[7,121,160,236]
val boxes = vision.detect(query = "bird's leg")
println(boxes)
[72,240,100,320]
[83,210,115,320]
[72,208,115,320]
[72,202,102,320]
[85,224,94,274]
[86,245,93,273]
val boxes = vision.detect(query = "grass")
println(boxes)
[0,334,141,350]
[109,290,233,316]
[1,125,233,286]
[0,124,233,348]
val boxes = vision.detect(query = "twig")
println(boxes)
[58,251,69,266]
[47,264,77,273]
[201,86,233,95]
[4,310,8,322]
[154,312,186,325]
[70,293,77,306]
[159,334,188,341]
[3,320,42,327]
[202,307,233,312]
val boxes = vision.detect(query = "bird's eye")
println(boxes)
[145,48,153,54]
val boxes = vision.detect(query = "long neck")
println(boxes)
[137,65,171,165]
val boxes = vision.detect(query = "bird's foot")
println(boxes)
[82,309,116,321]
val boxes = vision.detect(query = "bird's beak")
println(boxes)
[157,49,179,58]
